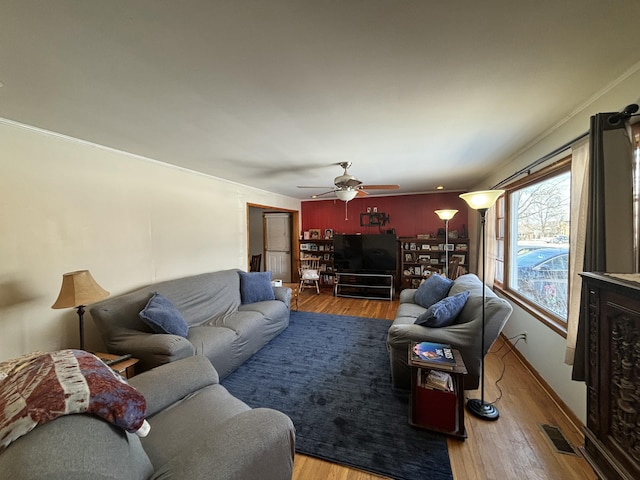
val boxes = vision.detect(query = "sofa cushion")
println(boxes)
[139,292,189,337]
[239,271,275,304]
[415,290,470,327]
[414,274,454,309]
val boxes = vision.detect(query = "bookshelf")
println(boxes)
[299,238,334,287]
[399,237,469,289]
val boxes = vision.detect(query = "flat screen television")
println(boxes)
[333,234,397,273]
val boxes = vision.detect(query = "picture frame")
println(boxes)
[309,229,321,239]
[404,253,414,262]
[303,231,310,240]
[445,244,454,251]
[421,244,431,250]
[324,228,333,239]
[430,258,440,265]
[418,254,431,263]
[451,254,466,264]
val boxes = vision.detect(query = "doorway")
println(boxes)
[265,213,292,282]
[247,204,300,283]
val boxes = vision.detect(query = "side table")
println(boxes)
[282,283,299,311]
[408,345,468,439]
[95,352,139,379]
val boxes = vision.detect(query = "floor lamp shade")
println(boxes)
[52,270,109,350]
[459,189,503,421]
[434,209,458,221]
[459,190,503,212]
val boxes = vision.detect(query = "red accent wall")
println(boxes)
[301,192,469,238]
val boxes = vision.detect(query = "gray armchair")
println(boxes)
[387,274,513,390]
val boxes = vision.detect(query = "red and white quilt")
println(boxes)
[0,349,149,452]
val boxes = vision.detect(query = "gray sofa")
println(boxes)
[90,269,291,377]
[0,355,296,479]
[387,274,513,390]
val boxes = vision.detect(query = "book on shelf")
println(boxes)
[410,342,457,370]
[431,370,453,391]
[417,369,453,392]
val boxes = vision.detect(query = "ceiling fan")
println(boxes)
[297,162,399,201]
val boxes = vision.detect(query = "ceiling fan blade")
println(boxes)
[297,185,333,189]
[356,189,369,197]
[311,190,337,198]
[359,184,400,190]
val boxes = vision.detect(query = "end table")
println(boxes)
[95,352,139,379]
[408,345,468,439]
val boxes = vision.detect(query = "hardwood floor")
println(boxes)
[291,288,596,480]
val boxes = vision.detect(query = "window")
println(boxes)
[495,160,571,328]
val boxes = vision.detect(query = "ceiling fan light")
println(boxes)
[336,189,358,202]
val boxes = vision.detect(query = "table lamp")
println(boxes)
[52,270,109,350]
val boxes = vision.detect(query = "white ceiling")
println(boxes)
[2,1,640,199]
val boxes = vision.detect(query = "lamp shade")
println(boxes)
[434,209,458,221]
[459,190,504,210]
[52,270,109,309]
[336,189,358,202]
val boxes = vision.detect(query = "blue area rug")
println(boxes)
[221,311,453,480]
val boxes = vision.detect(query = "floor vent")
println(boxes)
[539,424,578,456]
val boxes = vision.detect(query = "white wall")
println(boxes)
[476,63,640,424]
[0,119,300,360]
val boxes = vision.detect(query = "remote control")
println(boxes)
[103,354,133,366]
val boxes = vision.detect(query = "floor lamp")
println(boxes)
[459,189,504,421]
[434,209,458,277]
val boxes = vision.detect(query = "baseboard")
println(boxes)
[498,333,585,436]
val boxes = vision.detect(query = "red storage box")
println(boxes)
[412,385,457,432]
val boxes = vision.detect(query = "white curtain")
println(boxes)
[484,205,497,289]
[565,139,589,365]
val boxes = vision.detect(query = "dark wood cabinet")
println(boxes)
[580,272,640,480]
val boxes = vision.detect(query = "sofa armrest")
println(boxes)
[273,286,292,308]
[399,288,417,304]
[112,333,195,371]
[387,321,478,349]
[129,356,219,417]
[150,408,295,480]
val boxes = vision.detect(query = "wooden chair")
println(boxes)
[299,257,320,294]
[250,254,262,272]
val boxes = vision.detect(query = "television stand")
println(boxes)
[334,272,394,301]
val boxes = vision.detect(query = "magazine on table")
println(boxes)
[410,341,457,370]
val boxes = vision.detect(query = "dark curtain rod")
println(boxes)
[492,104,639,189]
[492,131,589,189]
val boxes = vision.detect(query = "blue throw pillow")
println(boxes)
[414,274,454,309]
[239,271,275,304]
[139,292,189,337]
[415,291,470,327]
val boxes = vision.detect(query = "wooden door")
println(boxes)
[265,213,292,282]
